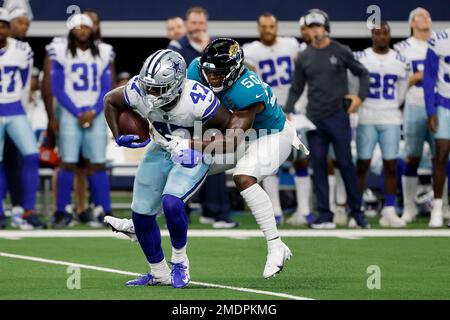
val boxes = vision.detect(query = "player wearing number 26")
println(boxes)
[46,13,114,226]
[354,21,409,228]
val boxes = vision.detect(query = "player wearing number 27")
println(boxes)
[46,14,114,226]
[0,8,40,229]
[354,22,409,228]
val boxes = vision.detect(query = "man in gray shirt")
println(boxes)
[285,9,370,229]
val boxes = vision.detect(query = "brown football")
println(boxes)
[117,109,150,142]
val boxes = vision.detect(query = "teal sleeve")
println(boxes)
[187,58,202,82]
[231,81,267,111]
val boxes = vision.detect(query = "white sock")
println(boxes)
[402,176,419,212]
[328,174,336,209]
[433,199,443,212]
[267,237,283,252]
[262,175,283,217]
[295,175,311,216]
[335,169,347,205]
[241,183,279,241]
[171,245,187,264]
[149,258,171,278]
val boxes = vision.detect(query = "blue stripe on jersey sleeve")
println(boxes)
[124,87,132,106]
[202,96,220,122]
[423,47,439,116]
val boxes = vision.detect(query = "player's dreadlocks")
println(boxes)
[67,28,99,58]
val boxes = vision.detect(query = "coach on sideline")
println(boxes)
[285,9,370,229]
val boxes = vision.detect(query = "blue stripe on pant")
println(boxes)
[306,109,362,219]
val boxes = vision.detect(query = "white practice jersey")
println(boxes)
[394,36,429,107]
[0,37,33,106]
[355,48,409,125]
[124,77,220,148]
[243,37,300,108]
[428,29,450,99]
[46,37,115,108]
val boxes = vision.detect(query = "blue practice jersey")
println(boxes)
[187,57,286,133]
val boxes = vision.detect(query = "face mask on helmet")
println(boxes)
[201,62,238,93]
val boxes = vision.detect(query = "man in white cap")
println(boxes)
[0,8,42,229]
[46,13,115,227]
[9,8,30,40]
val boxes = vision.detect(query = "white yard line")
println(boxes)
[1,229,450,239]
[0,252,312,301]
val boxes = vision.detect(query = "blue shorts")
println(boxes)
[59,107,107,163]
[131,141,209,215]
[0,115,38,161]
[404,104,435,158]
[435,106,450,140]
[356,124,400,160]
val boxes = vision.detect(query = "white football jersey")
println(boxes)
[394,37,429,107]
[46,37,115,109]
[0,37,33,106]
[124,77,220,148]
[243,37,300,107]
[355,48,409,125]
[428,29,450,99]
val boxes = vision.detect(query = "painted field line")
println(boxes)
[0,251,313,301]
[1,229,450,239]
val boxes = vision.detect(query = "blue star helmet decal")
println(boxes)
[171,60,181,74]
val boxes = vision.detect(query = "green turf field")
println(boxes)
[1,192,450,300]
[1,230,450,300]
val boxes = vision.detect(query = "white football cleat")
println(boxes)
[401,208,418,223]
[443,201,450,220]
[429,208,443,228]
[104,216,137,242]
[263,241,292,279]
[379,207,406,228]
[333,205,348,226]
[286,212,307,225]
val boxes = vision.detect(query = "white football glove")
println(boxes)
[162,134,190,156]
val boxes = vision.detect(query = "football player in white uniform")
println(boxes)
[46,14,114,227]
[0,9,41,230]
[424,28,450,227]
[355,22,409,227]
[243,13,314,225]
[393,8,447,223]
[105,49,221,288]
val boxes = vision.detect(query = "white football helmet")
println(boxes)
[138,49,186,110]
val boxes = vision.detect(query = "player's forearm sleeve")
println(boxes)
[94,66,112,115]
[285,59,306,113]
[50,61,81,117]
[423,48,439,116]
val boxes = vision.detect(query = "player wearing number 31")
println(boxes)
[46,13,114,226]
